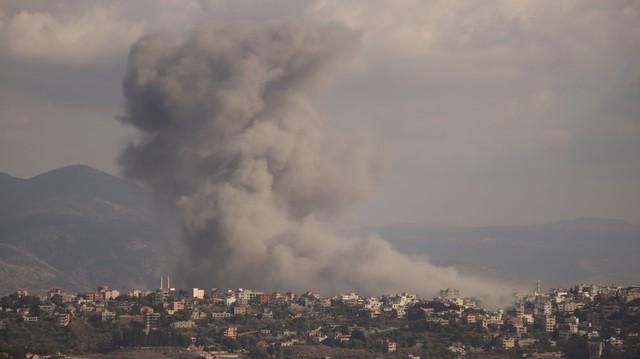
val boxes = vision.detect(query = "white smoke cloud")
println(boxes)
[119,23,513,301]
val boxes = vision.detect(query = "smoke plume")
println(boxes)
[119,23,510,300]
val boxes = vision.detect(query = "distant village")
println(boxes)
[1,278,639,359]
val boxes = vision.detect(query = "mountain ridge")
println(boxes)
[0,164,180,295]
[1,164,638,294]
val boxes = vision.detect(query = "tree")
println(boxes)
[564,336,588,359]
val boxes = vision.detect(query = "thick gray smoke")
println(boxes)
[119,23,511,300]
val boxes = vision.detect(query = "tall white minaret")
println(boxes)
[160,276,164,290]
[167,276,171,290]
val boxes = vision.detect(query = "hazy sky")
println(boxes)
[1,0,639,226]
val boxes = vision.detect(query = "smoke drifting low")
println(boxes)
[119,23,510,300]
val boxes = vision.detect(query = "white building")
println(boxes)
[225,295,237,306]
[193,288,205,299]
[104,289,120,300]
[340,292,359,302]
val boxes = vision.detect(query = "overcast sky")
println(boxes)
[1,0,639,226]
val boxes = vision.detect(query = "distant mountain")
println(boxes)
[0,165,181,295]
[0,165,155,218]
[355,218,640,288]
[1,165,638,295]
[0,172,22,185]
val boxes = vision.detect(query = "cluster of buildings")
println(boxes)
[490,282,640,358]
[1,279,639,358]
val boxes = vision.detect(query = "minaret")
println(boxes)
[536,280,541,295]
[160,276,164,290]
[167,276,171,290]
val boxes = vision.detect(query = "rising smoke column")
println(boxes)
[119,23,507,298]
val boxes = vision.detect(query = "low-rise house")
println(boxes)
[84,292,101,302]
[191,311,207,320]
[261,308,273,319]
[192,288,205,299]
[211,312,232,320]
[223,326,237,338]
[465,313,477,324]
[386,340,396,353]
[536,315,556,333]
[101,310,116,322]
[144,312,161,331]
[233,304,248,316]
[623,286,640,303]
[518,338,538,347]
[104,289,120,300]
[280,340,296,347]
[499,336,516,350]
[172,300,185,311]
[310,334,327,344]
[55,313,71,327]
[558,301,576,313]
[514,324,527,336]
[171,320,196,329]
[448,345,466,357]
[80,304,95,313]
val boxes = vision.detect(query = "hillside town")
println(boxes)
[1,280,639,358]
